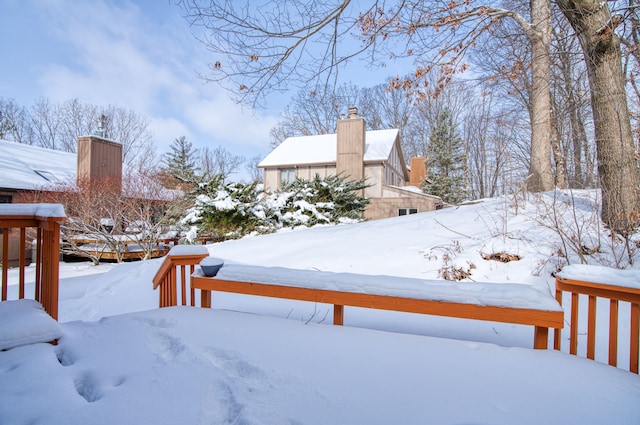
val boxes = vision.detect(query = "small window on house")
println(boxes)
[280,169,296,185]
[398,208,418,216]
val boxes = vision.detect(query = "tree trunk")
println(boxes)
[527,0,555,192]
[551,106,569,189]
[557,0,640,234]
[556,30,588,188]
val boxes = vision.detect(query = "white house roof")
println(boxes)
[259,128,399,168]
[0,139,77,190]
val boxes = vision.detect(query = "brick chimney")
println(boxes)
[76,135,122,192]
[336,107,365,184]
[408,156,426,187]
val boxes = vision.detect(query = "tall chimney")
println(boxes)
[336,107,365,187]
[408,156,427,187]
[76,135,123,193]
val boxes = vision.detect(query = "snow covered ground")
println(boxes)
[1,191,640,424]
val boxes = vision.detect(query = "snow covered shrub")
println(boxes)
[267,174,370,228]
[181,174,370,241]
[181,177,269,241]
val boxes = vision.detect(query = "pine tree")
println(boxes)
[163,136,199,183]
[423,109,468,204]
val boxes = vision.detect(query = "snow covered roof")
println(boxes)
[0,139,76,190]
[259,129,399,168]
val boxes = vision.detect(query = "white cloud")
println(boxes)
[146,116,191,152]
[36,1,187,111]
[184,97,279,150]
[27,0,283,158]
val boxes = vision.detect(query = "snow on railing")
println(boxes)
[554,265,640,373]
[152,245,209,307]
[0,204,67,320]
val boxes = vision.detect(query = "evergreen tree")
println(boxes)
[274,174,370,227]
[163,136,199,183]
[180,173,370,241]
[423,109,468,204]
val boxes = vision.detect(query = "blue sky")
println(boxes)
[0,0,285,167]
[0,0,414,176]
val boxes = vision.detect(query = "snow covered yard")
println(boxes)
[2,306,639,425]
[1,192,640,424]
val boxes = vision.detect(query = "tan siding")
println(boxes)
[263,168,280,191]
[365,189,443,220]
[364,163,383,197]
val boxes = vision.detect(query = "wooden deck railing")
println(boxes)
[554,266,640,374]
[152,245,209,307]
[0,204,67,320]
[191,273,564,349]
[152,255,564,349]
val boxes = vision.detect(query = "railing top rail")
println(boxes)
[152,245,209,289]
[556,264,640,303]
[556,277,640,304]
[0,203,67,224]
[557,264,640,291]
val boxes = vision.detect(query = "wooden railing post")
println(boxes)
[152,246,209,308]
[631,303,639,374]
[609,299,618,367]
[0,204,66,321]
[553,288,563,351]
[534,326,549,349]
[333,304,344,325]
[1,229,8,301]
[19,228,26,299]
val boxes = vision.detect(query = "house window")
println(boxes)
[398,208,418,216]
[280,168,296,185]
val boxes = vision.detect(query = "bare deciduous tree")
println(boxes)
[200,145,245,183]
[182,0,640,233]
[551,16,595,189]
[557,0,640,234]
[269,83,361,148]
[464,92,512,199]
[0,98,33,143]
[180,0,554,193]
[245,155,264,183]
[31,97,62,150]
[0,97,157,169]
[27,172,185,264]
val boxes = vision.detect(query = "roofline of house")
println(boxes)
[259,158,402,170]
[384,184,443,201]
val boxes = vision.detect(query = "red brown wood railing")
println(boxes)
[554,268,640,374]
[191,273,564,349]
[0,204,67,320]
[153,253,563,349]
[152,245,209,307]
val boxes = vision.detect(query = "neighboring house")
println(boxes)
[0,140,77,203]
[0,135,123,264]
[259,108,443,220]
[0,135,123,202]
